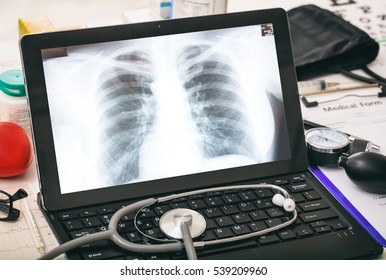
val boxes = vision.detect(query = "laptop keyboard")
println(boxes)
[56,173,350,260]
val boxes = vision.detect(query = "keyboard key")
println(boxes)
[82,246,124,260]
[310,221,327,228]
[255,199,273,209]
[188,200,206,210]
[64,220,83,231]
[152,217,160,227]
[296,227,314,238]
[287,183,312,193]
[249,210,268,221]
[291,176,305,182]
[100,213,113,225]
[205,197,224,207]
[207,191,222,197]
[70,228,97,239]
[154,205,171,216]
[273,179,290,186]
[80,240,111,250]
[299,209,338,223]
[82,217,101,228]
[215,216,234,227]
[278,229,296,240]
[97,225,108,232]
[118,221,135,233]
[200,231,217,241]
[204,207,222,218]
[299,200,329,212]
[224,189,239,194]
[143,228,164,239]
[135,220,153,230]
[188,194,205,199]
[59,213,77,221]
[266,207,285,218]
[239,191,257,201]
[314,226,331,234]
[303,191,321,201]
[231,224,251,235]
[249,221,268,232]
[80,210,96,217]
[282,216,301,225]
[214,228,233,239]
[171,202,189,209]
[205,219,217,229]
[223,194,240,204]
[238,202,256,212]
[171,197,187,202]
[255,188,274,198]
[98,207,116,215]
[265,218,283,228]
[138,208,155,219]
[232,213,251,224]
[120,212,135,222]
[126,232,142,243]
[257,233,280,244]
[291,193,306,203]
[331,221,349,231]
[221,205,239,215]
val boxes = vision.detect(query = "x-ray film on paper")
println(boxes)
[42,24,291,194]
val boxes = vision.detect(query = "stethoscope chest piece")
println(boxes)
[159,208,207,239]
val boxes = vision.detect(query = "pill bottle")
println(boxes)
[0,69,31,138]
[172,0,227,18]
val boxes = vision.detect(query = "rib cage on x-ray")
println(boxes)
[96,42,263,186]
[177,44,257,160]
[96,51,156,185]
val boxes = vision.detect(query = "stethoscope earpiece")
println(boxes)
[272,193,296,212]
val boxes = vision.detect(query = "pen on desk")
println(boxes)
[303,119,380,152]
[298,80,379,96]
[22,199,45,255]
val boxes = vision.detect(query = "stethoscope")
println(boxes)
[39,184,297,260]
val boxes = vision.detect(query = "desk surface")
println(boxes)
[1,0,385,260]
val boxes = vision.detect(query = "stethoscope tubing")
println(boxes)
[39,184,296,260]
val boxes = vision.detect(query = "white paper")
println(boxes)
[301,81,386,242]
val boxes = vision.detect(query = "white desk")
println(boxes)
[1,0,385,260]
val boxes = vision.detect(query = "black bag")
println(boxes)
[288,4,379,81]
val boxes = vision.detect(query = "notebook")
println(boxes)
[20,8,383,260]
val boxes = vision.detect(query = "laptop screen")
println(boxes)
[21,9,307,210]
[41,23,291,195]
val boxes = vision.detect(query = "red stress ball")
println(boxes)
[0,121,33,177]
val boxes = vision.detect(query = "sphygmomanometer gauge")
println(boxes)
[305,127,350,166]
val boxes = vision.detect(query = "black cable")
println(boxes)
[362,66,386,84]
[339,68,386,87]
[339,68,379,84]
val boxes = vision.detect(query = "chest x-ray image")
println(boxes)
[42,25,291,194]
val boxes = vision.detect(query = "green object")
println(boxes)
[0,69,26,97]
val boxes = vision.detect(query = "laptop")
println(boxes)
[20,8,383,260]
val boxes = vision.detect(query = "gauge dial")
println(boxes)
[305,127,351,166]
[305,128,350,151]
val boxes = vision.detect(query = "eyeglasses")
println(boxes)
[0,188,28,221]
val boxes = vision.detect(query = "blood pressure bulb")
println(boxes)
[338,152,386,194]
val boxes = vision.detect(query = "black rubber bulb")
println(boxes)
[338,152,386,194]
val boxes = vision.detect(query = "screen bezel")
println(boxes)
[20,8,308,211]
